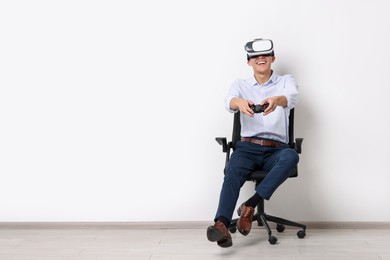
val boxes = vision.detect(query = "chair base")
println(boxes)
[229,211,306,245]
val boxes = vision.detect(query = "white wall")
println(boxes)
[1,0,390,222]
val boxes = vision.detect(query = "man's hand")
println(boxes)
[230,98,255,117]
[261,95,287,116]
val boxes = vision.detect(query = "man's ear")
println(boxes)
[271,56,276,63]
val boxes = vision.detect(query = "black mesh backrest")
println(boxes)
[231,112,241,149]
[288,108,295,148]
[231,108,295,149]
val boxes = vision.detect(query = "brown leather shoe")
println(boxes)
[207,221,232,248]
[236,203,255,236]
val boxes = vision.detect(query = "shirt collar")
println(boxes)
[250,70,276,87]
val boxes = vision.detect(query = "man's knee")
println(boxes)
[281,148,299,166]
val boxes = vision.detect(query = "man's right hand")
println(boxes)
[230,98,255,117]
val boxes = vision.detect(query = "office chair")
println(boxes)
[215,108,306,245]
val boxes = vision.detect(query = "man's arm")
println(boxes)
[229,97,255,117]
[261,95,288,116]
[230,95,288,117]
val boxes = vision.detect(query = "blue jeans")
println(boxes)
[214,140,299,223]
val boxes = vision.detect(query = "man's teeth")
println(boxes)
[256,61,266,65]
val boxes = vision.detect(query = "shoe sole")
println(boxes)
[207,227,232,248]
[217,238,233,248]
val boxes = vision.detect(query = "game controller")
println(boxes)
[250,103,269,113]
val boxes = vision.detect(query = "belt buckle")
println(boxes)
[259,139,265,146]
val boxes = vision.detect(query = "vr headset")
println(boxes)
[245,38,274,59]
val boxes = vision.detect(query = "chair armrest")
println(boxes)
[215,137,228,153]
[294,138,303,154]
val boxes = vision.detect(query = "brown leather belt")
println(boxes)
[241,137,284,147]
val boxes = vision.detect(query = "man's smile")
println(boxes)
[256,61,266,65]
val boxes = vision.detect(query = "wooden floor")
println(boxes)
[1,227,390,260]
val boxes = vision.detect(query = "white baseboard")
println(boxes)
[1,221,390,229]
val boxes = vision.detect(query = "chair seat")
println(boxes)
[248,167,298,181]
[248,170,267,181]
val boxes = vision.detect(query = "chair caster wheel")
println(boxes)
[268,236,277,245]
[229,226,237,233]
[297,230,306,238]
[276,224,285,233]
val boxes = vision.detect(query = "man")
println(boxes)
[207,38,299,248]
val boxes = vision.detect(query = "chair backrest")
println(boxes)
[231,108,295,150]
